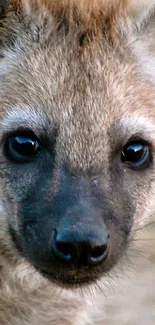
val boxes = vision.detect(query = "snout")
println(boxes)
[14,170,130,286]
[20,219,111,286]
[51,226,110,268]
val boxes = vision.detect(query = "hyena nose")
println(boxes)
[51,229,109,267]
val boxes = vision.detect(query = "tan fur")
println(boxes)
[6,0,151,28]
[0,0,155,324]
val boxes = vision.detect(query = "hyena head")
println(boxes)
[0,0,155,287]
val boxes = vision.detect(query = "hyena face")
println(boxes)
[0,0,155,287]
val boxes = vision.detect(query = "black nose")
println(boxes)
[51,229,109,267]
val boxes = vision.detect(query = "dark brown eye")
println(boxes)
[5,133,41,162]
[121,141,150,168]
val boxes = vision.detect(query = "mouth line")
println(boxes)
[37,267,98,287]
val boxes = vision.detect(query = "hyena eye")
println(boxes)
[5,132,41,162]
[121,141,151,168]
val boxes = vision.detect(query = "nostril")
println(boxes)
[56,241,74,261]
[90,244,108,262]
[51,229,76,263]
[90,237,110,265]
[91,245,107,258]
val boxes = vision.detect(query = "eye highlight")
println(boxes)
[121,140,151,169]
[4,132,41,162]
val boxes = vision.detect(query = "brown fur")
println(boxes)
[0,0,155,324]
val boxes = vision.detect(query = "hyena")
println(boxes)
[0,0,154,324]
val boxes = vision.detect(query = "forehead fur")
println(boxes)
[7,0,155,26]
[9,0,121,15]
[1,0,155,172]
